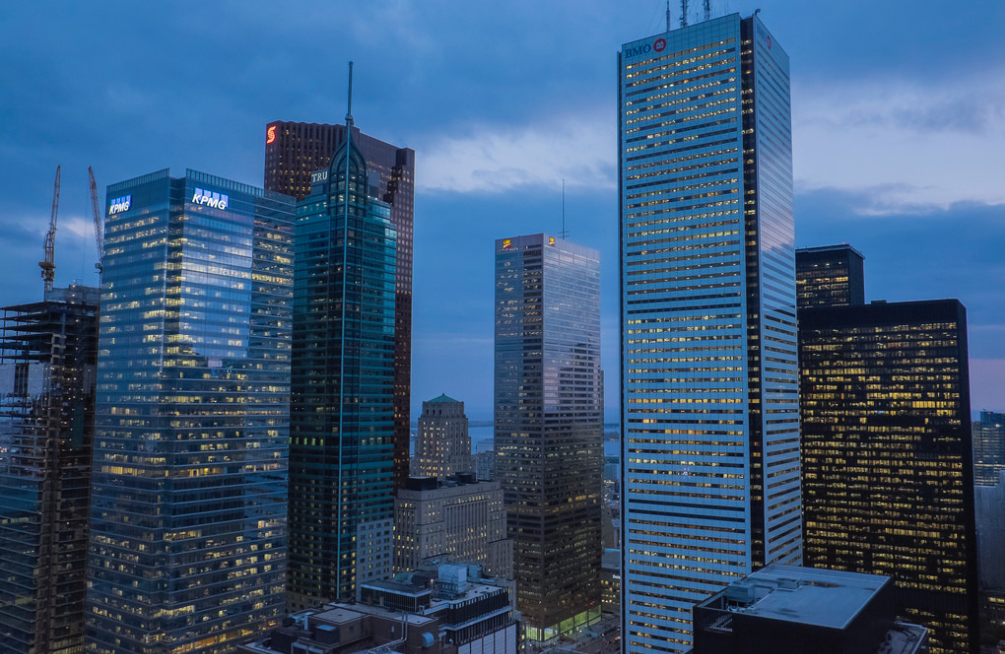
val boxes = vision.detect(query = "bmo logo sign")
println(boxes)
[625,37,667,59]
[191,188,229,210]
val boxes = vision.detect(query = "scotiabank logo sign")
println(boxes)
[191,188,229,210]
[625,37,667,59]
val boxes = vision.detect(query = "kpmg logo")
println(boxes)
[311,170,328,184]
[191,188,229,210]
[625,37,666,59]
[108,195,131,214]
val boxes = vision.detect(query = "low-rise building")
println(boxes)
[689,565,928,654]
[395,475,512,578]
[240,564,519,654]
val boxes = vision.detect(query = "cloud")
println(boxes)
[793,69,1005,210]
[417,115,615,194]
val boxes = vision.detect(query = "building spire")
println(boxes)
[347,60,355,128]
[666,0,671,31]
[680,0,689,27]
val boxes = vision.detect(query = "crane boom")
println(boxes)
[88,166,103,274]
[39,165,60,292]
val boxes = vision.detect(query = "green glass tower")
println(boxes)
[286,107,398,609]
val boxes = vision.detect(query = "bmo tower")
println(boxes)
[85,170,295,654]
[618,13,800,654]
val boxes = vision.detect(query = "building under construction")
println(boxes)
[0,284,99,654]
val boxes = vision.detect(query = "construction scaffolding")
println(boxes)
[0,284,99,654]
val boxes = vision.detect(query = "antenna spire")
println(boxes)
[680,0,689,27]
[704,0,711,21]
[561,179,567,239]
[345,61,354,127]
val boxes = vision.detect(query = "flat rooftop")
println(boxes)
[719,564,890,630]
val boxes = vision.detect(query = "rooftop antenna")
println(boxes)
[561,179,568,239]
[345,61,354,128]
[680,0,689,27]
[704,0,711,21]
[665,0,671,31]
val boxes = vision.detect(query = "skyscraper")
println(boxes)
[286,110,398,609]
[413,394,472,479]
[795,244,865,309]
[86,170,295,654]
[973,411,1005,486]
[265,120,415,492]
[800,299,979,654]
[0,285,99,654]
[494,233,603,642]
[618,14,800,654]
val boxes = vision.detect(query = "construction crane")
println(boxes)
[88,167,103,275]
[39,165,60,293]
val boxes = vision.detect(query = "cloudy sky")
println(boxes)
[1,1,1003,421]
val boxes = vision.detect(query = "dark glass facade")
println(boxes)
[800,299,979,654]
[795,245,865,310]
[618,14,800,654]
[287,128,397,610]
[86,169,294,654]
[0,285,99,654]
[265,121,415,492]
[494,234,603,641]
[973,411,1005,487]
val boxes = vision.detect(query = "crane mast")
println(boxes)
[39,165,60,293]
[89,166,103,275]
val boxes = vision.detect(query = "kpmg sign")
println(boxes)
[191,188,229,210]
[624,37,667,60]
[108,195,132,214]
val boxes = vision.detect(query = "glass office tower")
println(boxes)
[286,121,397,609]
[86,170,294,654]
[795,244,865,310]
[265,121,415,493]
[618,13,800,654]
[800,299,978,654]
[495,234,603,641]
[1,285,99,654]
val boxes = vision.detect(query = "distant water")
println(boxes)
[468,423,620,456]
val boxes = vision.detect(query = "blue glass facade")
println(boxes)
[85,169,294,654]
[495,234,603,641]
[619,14,800,654]
[286,130,397,609]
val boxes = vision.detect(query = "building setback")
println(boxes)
[394,475,512,578]
[0,285,99,654]
[413,394,473,479]
[800,299,979,654]
[618,13,800,654]
[85,170,294,654]
[495,233,603,641]
[287,113,397,609]
[265,120,415,492]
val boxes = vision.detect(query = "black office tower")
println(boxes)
[265,120,415,491]
[795,244,865,310]
[800,299,979,654]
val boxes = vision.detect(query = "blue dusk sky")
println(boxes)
[1,1,1003,422]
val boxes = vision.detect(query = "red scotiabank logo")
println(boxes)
[654,38,667,52]
[266,125,276,144]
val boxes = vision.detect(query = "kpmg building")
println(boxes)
[495,234,603,641]
[85,170,295,654]
[618,13,800,654]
